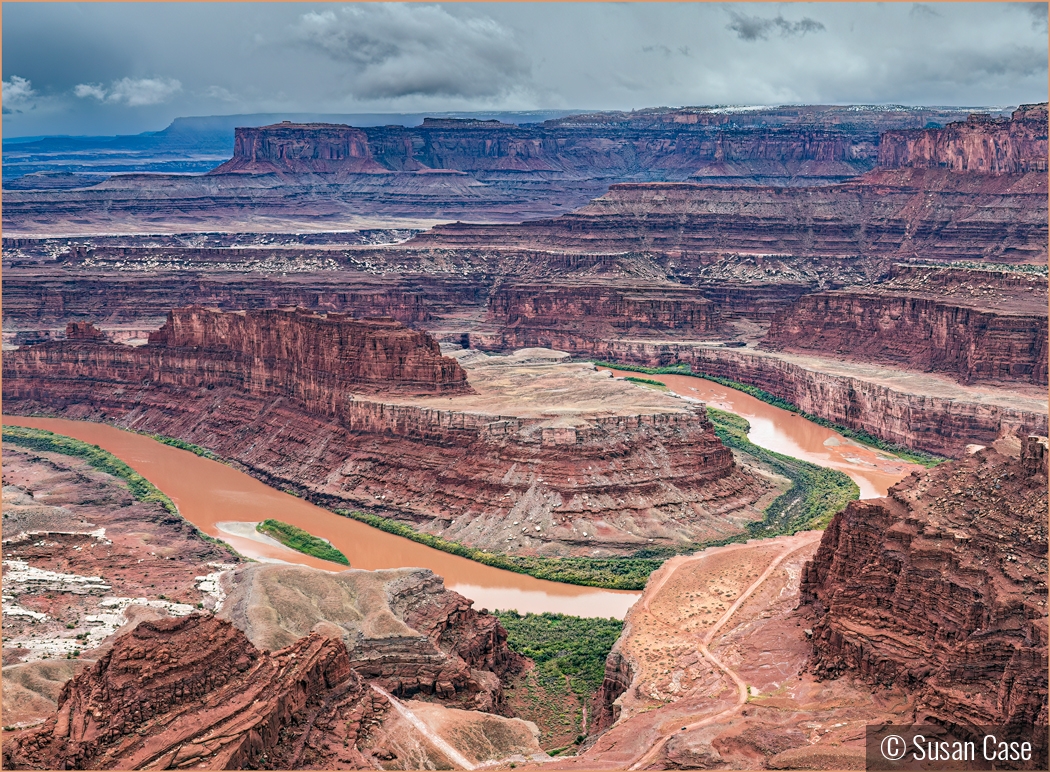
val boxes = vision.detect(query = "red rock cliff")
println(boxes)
[4,307,470,430]
[2,615,380,770]
[878,104,1049,174]
[800,442,1048,737]
[763,267,1049,386]
[210,122,389,176]
[145,306,468,395]
[485,282,720,349]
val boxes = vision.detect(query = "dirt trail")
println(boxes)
[628,532,823,770]
[371,685,478,770]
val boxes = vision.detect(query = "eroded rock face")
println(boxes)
[211,123,389,177]
[878,104,1049,174]
[217,565,524,713]
[591,649,634,734]
[2,615,379,770]
[208,114,913,182]
[764,266,1049,386]
[485,282,721,349]
[147,306,470,396]
[4,306,470,410]
[801,439,1049,735]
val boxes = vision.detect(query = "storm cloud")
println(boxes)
[726,12,826,41]
[2,2,1045,137]
[295,4,529,99]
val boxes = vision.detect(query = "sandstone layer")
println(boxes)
[3,320,773,555]
[801,436,1049,741]
[878,104,1049,174]
[3,614,382,770]
[764,266,1049,386]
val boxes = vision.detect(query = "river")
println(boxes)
[3,385,918,619]
[600,368,922,499]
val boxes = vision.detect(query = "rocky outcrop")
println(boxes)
[210,123,390,177]
[591,649,635,734]
[878,104,1049,174]
[2,615,381,770]
[800,441,1048,739]
[4,307,470,409]
[764,267,1049,386]
[485,282,720,349]
[217,565,524,713]
[64,321,105,341]
[146,306,468,394]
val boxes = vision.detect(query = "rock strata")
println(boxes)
[5,307,470,414]
[485,281,720,349]
[413,167,1048,263]
[3,328,767,554]
[2,614,380,770]
[764,266,1049,386]
[801,439,1049,740]
[878,104,1049,174]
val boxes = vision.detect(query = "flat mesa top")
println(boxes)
[384,349,693,421]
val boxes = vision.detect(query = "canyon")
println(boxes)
[4,108,1045,460]
[3,98,1047,770]
[2,310,776,557]
[506,436,1047,770]
[3,105,983,235]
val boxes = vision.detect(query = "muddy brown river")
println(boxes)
[3,416,641,618]
[4,381,918,618]
[601,368,922,499]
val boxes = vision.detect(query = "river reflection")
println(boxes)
[600,368,922,498]
[3,416,639,619]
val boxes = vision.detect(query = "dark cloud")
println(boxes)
[0,3,1045,137]
[1023,2,1048,32]
[295,4,530,99]
[726,11,826,41]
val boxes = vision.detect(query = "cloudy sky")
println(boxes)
[3,2,1047,137]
